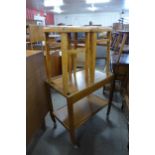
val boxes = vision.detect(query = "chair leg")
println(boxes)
[106,78,115,116]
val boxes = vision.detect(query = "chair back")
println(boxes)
[29,24,45,43]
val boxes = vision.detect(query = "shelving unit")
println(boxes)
[43,26,114,146]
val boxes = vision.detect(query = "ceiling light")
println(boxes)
[124,0,129,10]
[86,0,110,4]
[87,4,98,11]
[52,6,63,13]
[44,0,63,7]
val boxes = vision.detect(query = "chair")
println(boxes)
[103,31,129,96]
[27,24,61,50]
[27,24,45,50]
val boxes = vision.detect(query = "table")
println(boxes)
[43,26,114,147]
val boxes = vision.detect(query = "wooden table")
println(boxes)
[43,26,114,147]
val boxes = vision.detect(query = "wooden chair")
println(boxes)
[43,26,115,147]
[27,24,61,50]
[27,24,45,50]
[103,32,129,104]
[111,30,129,53]
[111,32,128,86]
[121,77,129,150]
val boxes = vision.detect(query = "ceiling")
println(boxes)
[26,0,128,14]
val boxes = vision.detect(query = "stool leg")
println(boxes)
[73,54,77,78]
[68,55,72,81]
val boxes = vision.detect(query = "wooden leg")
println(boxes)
[72,54,77,78]
[69,128,78,147]
[106,31,111,75]
[68,55,72,81]
[61,33,69,94]
[90,32,97,83]
[44,33,52,81]
[114,33,121,51]
[45,82,57,128]
[85,32,90,84]
[67,101,77,146]
[106,77,115,116]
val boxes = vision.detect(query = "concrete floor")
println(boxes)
[27,59,129,155]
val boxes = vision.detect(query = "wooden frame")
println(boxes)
[43,26,114,146]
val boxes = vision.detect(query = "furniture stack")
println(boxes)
[43,26,115,147]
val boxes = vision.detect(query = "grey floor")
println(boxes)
[27,59,129,155]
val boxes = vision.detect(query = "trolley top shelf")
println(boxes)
[47,70,113,102]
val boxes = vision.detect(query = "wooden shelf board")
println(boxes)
[49,70,112,97]
[53,94,108,129]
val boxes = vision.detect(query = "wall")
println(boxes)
[54,12,123,26]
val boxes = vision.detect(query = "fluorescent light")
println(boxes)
[86,0,110,4]
[44,0,63,7]
[124,0,129,10]
[52,6,63,13]
[87,4,98,11]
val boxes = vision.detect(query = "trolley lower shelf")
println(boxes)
[53,94,108,130]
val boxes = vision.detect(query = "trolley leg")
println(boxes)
[45,82,57,128]
[67,101,79,147]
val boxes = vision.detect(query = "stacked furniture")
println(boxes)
[43,26,115,147]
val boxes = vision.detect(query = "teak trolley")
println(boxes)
[43,26,114,147]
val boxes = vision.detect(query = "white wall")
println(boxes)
[54,12,123,26]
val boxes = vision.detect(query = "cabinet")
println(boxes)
[26,50,61,144]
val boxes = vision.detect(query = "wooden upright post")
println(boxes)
[44,33,52,82]
[61,33,69,94]
[106,31,111,75]
[85,32,90,83]
[90,32,97,83]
